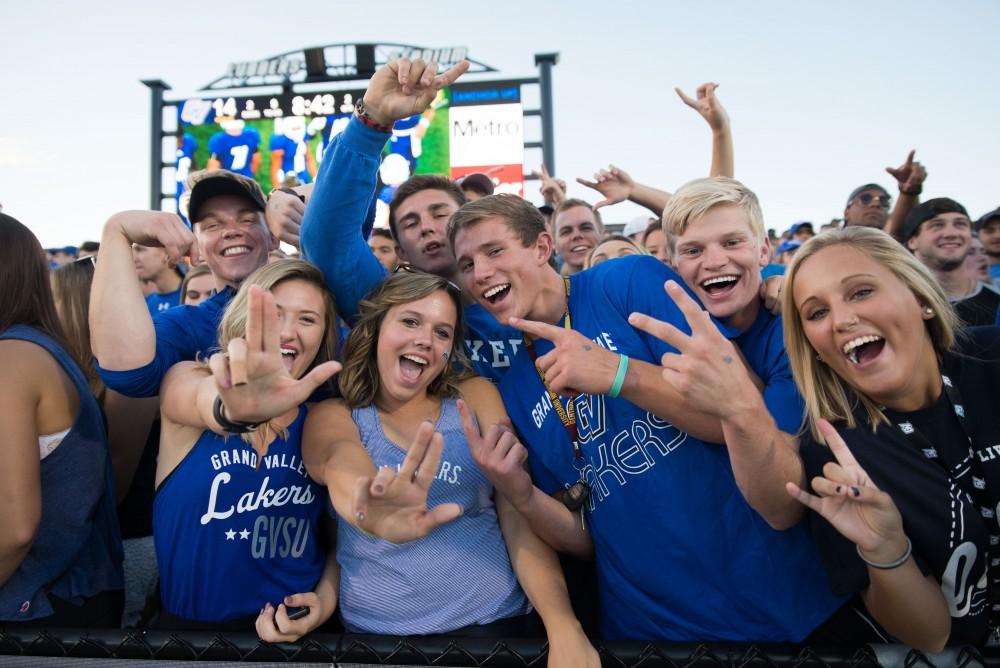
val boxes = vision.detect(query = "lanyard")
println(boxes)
[884,372,1000,634]
[521,277,582,463]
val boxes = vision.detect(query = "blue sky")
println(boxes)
[1,0,998,246]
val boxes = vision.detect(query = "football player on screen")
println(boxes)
[269,116,319,188]
[207,118,261,178]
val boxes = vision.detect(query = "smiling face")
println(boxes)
[375,289,457,407]
[392,188,461,277]
[671,204,770,331]
[269,278,327,379]
[193,194,274,288]
[793,244,939,411]
[906,211,972,272]
[553,205,602,272]
[454,216,553,325]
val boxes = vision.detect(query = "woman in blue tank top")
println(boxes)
[155,259,343,640]
[0,214,124,626]
[301,271,597,665]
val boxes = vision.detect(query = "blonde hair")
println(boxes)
[215,259,339,442]
[51,259,104,403]
[339,271,471,409]
[781,227,958,440]
[661,176,765,259]
[585,234,649,269]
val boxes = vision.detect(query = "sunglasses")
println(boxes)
[854,193,891,208]
[72,254,97,267]
[392,263,462,296]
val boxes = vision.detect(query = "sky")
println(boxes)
[1,0,998,247]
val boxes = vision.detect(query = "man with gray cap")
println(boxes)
[843,150,926,239]
[90,170,276,397]
[976,206,1000,288]
[903,197,1000,327]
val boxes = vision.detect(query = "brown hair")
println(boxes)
[446,193,549,250]
[180,264,213,304]
[552,198,603,232]
[0,214,69,349]
[388,175,466,239]
[51,258,104,402]
[338,271,470,408]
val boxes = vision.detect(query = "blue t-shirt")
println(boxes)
[208,128,260,177]
[97,287,234,398]
[761,263,786,279]
[733,306,805,434]
[990,263,1000,290]
[269,133,312,184]
[153,407,325,622]
[145,288,182,317]
[498,255,843,642]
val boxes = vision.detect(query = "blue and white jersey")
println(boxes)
[208,128,260,177]
[153,407,325,622]
[498,255,843,642]
[269,133,311,184]
[175,133,197,195]
[145,288,181,317]
[463,303,523,384]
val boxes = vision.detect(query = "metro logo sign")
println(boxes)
[449,103,524,196]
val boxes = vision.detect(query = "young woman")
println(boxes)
[302,271,596,665]
[155,259,342,640]
[584,234,648,269]
[781,226,1000,650]
[179,263,216,306]
[0,214,123,626]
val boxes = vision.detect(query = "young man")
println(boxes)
[551,199,603,275]
[367,227,398,272]
[976,207,1000,287]
[91,170,275,397]
[903,197,1000,327]
[844,150,927,239]
[448,194,843,642]
[299,57,523,382]
[132,244,183,315]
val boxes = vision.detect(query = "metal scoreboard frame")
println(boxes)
[142,43,558,212]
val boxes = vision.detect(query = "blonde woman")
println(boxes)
[155,259,341,639]
[781,226,1000,650]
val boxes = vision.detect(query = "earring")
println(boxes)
[924,307,934,317]
[815,354,824,363]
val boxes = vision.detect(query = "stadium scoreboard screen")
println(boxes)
[175,80,525,225]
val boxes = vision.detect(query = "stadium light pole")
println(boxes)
[534,53,559,176]
[141,79,171,211]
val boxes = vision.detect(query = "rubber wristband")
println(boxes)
[608,354,629,398]
[856,537,912,569]
[212,395,260,434]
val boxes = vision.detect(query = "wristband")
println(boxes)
[856,537,911,570]
[212,395,261,434]
[354,96,394,134]
[899,186,922,196]
[608,354,630,398]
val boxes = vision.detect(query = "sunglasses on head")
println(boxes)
[392,263,462,296]
[854,193,891,208]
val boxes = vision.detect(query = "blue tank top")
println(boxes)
[153,406,326,622]
[338,397,530,634]
[0,325,123,621]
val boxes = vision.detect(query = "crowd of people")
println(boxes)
[2,55,999,659]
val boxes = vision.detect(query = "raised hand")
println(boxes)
[208,286,341,424]
[265,190,304,249]
[886,149,927,194]
[457,399,533,508]
[112,210,197,266]
[785,420,906,560]
[760,275,783,315]
[531,164,567,207]
[362,58,470,127]
[675,82,729,133]
[507,317,620,397]
[352,421,463,543]
[576,165,634,211]
[628,281,752,419]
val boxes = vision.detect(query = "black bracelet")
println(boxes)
[212,395,261,434]
[899,187,922,196]
[267,187,306,204]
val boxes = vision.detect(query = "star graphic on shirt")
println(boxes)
[239,529,250,540]
[225,529,236,540]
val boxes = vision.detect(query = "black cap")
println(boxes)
[901,197,969,242]
[846,183,890,206]
[975,207,1000,232]
[187,170,267,224]
[457,172,495,197]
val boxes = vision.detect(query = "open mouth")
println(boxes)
[399,353,428,383]
[842,335,885,366]
[280,347,297,371]
[222,245,252,257]
[423,241,444,255]
[482,283,511,305]
[700,274,739,296]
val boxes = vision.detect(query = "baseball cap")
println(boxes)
[901,197,969,242]
[788,221,814,235]
[623,215,655,238]
[776,239,802,255]
[457,172,495,197]
[846,183,890,206]
[975,207,1000,232]
[187,170,267,224]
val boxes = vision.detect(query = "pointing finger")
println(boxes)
[507,316,567,343]
[675,87,697,108]
[434,60,470,88]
